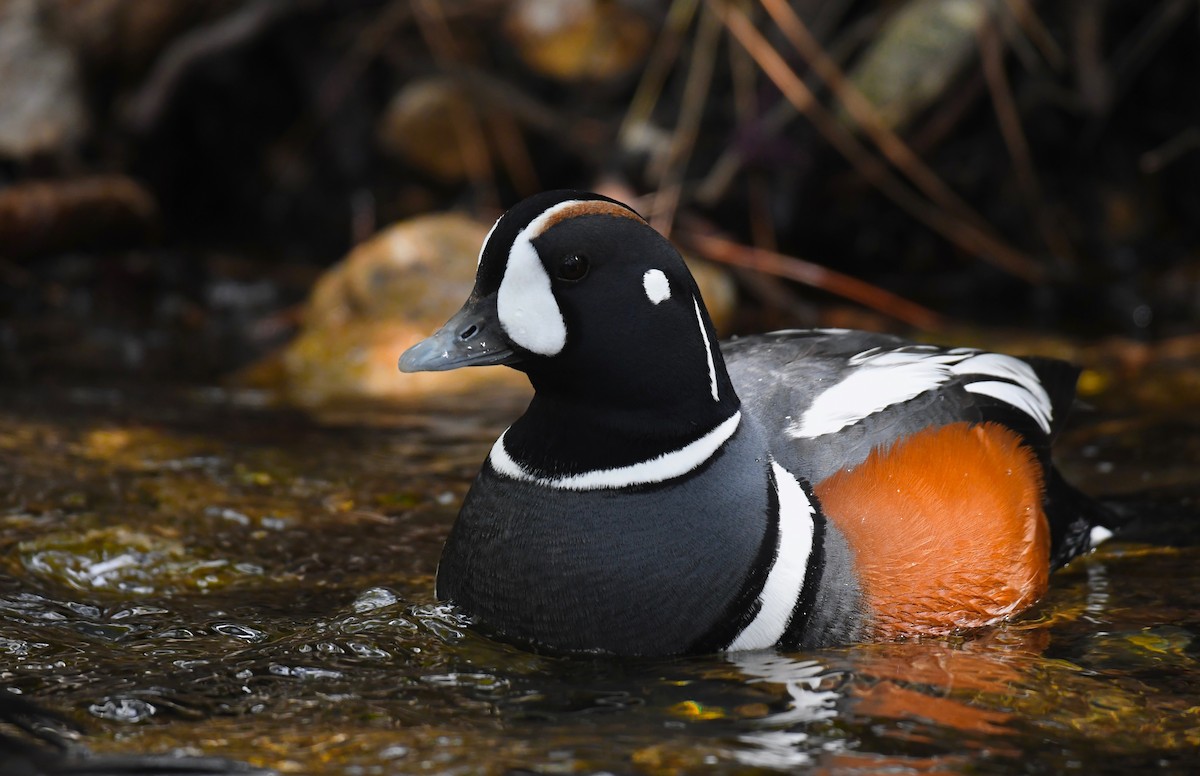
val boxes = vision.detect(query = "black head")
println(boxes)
[400,191,737,420]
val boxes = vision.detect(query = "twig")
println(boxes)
[124,0,293,132]
[317,0,413,117]
[1108,0,1193,107]
[715,0,1048,283]
[1002,0,1067,72]
[413,0,462,64]
[759,0,992,235]
[696,5,883,206]
[978,17,1075,271]
[618,0,701,151]
[727,15,778,252]
[680,227,945,330]
[486,108,541,196]
[650,4,723,234]
[1070,0,1111,115]
[451,67,608,160]
[1140,127,1200,174]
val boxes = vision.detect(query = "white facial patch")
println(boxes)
[495,202,582,356]
[788,346,1054,438]
[643,269,671,304]
[725,461,816,651]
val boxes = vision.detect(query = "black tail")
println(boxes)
[1045,470,1200,569]
[1095,490,1200,547]
[1044,467,1114,569]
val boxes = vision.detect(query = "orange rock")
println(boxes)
[503,0,652,82]
[281,212,529,406]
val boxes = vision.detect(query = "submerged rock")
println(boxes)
[277,212,529,406]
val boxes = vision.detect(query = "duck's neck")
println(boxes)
[499,387,742,480]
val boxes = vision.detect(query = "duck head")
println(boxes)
[399,191,737,423]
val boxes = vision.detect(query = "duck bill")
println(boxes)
[398,294,520,373]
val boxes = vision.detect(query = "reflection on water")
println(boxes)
[1,384,1199,773]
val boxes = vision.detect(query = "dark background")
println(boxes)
[1,0,1197,383]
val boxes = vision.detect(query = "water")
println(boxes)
[1,382,1198,774]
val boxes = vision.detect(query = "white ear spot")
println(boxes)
[643,269,671,304]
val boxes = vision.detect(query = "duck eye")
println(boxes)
[556,254,589,282]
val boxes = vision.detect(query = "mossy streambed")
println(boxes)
[1,381,1198,775]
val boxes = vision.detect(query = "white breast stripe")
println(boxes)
[693,296,719,401]
[496,202,581,356]
[726,462,815,651]
[789,346,1056,438]
[488,411,742,490]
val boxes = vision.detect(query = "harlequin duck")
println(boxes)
[398,190,1109,656]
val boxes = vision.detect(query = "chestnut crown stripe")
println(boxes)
[526,199,646,236]
[493,198,646,357]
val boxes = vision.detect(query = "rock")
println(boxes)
[503,0,652,82]
[0,175,158,258]
[377,77,483,183]
[0,0,88,158]
[843,0,988,131]
[279,212,530,406]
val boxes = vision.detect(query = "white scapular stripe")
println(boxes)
[952,353,1053,434]
[789,348,966,438]
[643,268,671,304]
[496,202,579,356]
[726,462,815,651]
[693,296,719,401]
[488,411,741,490]
[789,347,1055,438]
[963,380,1052,434]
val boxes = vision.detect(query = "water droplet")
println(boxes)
[89,697,156,723]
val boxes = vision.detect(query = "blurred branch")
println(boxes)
[978,17,1075,271]
[679,225,945,329]
[124,0,294,132]
[1002,0,1067,72]
[715,0,1048,284]
[618,0,700,154]
[649,4,722,234]
[762,0,993,234]
[696,6,883,206]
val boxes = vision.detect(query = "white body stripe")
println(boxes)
[788,347,1054,438]
[489,412,741,490]
[725,462,815,651]
[496,201,581,356]
[643,269,671,304]
[693,296,719,401]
